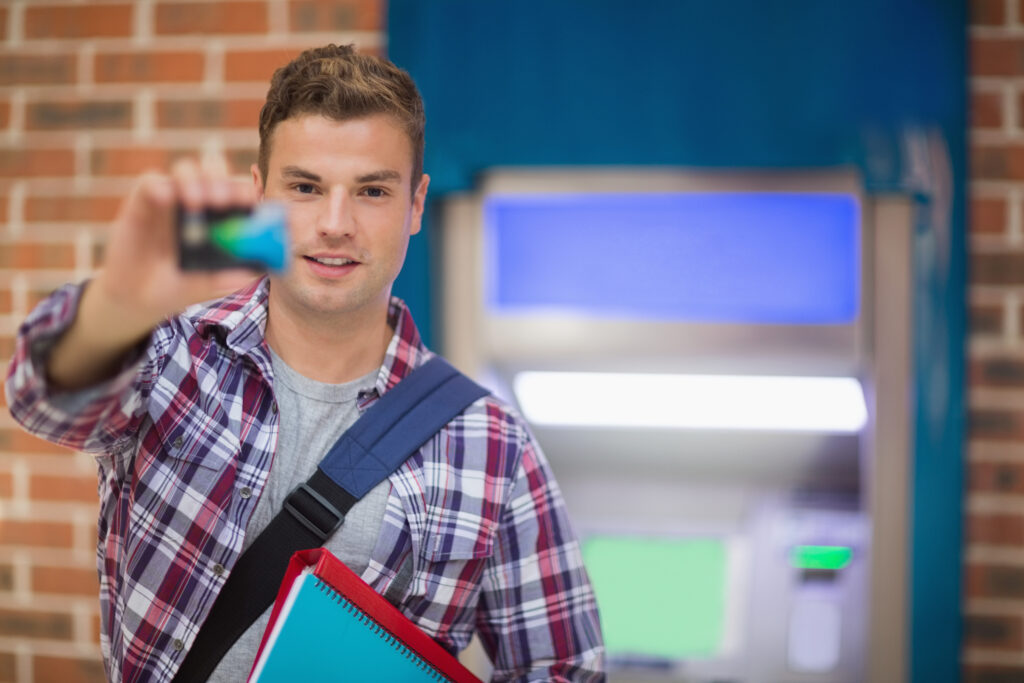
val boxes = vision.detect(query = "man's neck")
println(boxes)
[264,299,393,384]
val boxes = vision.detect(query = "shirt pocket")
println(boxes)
[128,405,241,526]
[409,505,496,610]
[416,508,497,563]
[407,510,496,652]
[144,388,239,473]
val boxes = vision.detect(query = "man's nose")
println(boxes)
[318,190,353,238]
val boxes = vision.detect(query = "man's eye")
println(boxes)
[364,187,386,198]
[294,183,316,194]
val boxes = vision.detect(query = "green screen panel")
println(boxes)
[791,544,853,570]
[582,536,728,660]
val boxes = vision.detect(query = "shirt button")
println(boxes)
[172,436,183,449]
[173,639,184,652]
[271,401,278,414]
[212,563,225,576]
[239,487,252,499]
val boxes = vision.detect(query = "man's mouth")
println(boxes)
[304,256,356,266]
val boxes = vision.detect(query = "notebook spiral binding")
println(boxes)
[315,578,447,681]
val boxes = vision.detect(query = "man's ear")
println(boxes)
[409,173,430,236]
[251,164,265,200]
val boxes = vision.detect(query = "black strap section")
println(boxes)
[172,357,489,682]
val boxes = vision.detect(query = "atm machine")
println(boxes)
[439,169,913,683]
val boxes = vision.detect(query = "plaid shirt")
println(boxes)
[6,278,604,683]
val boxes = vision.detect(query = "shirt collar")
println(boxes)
[190,276,271,358]
[189,277,431,395]
[374,296,432,397]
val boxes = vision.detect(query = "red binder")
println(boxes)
[248,548,483,683]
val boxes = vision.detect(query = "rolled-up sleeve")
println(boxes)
[5,281,155,458]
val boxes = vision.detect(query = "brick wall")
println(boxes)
[0,2,382,681]
[0,3,983,683]
[968,1,1024,681]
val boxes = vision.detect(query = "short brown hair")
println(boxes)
[257,44,425,189]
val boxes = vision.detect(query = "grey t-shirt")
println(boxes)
[208,350,386,682]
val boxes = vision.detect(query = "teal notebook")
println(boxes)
[247,548,481,683]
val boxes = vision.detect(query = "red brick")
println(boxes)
[965,664,1024,683]
[0,241,75,270]
[0,651,11,683]
[224,48,303,82]
[91,613,102,645]
[971,145,1024,181]
[0,148,74,178]
[0,428,76,456]
[971,356,1024,388]
[32,565,99,597]
[970,461,1024,494]
[971,251,1024,286]
[91,147,191,176]
[973,37,1024,77]
[973,91,1003,130]
[0,564,12,592]
[155,1,269,35]
[33,656,105,683]
[288,0,382,32]
[0,99,10,130]
[30,474,97,503]
[974,0,1009,26]
[95,50,205,84]
[26,99,132,131]
[24,195,122,223]
[965,613,1024,650]
[0,520,73,548]
[24,4,133,39]
[1014,92,1024,132]
[967,563,1024,599]
[972,195,1008,235]
[156,98,264,129]
[0,54,76,86]
[0,608,72,639]
[971,408,1024,440]
[969,512,1024,545]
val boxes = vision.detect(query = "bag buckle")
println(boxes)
[283,483,345,541]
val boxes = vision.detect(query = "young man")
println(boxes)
[5,45,604,682]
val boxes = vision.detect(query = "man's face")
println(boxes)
[254,113,429,326]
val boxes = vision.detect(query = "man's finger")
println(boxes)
[171,158,204,211]
[200,152,233,208]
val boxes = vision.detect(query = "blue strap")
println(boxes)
[318,355,490,498]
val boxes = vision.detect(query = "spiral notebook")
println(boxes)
[247,548,482,683]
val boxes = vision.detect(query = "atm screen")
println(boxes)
[484,192,860,324]
[582,535,729,661]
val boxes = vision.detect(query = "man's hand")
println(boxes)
[46,156,262,390]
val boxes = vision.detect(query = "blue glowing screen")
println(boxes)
[484,192,860,324]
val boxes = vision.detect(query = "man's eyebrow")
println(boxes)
[280,166,321,182]
[356,169,403,184]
